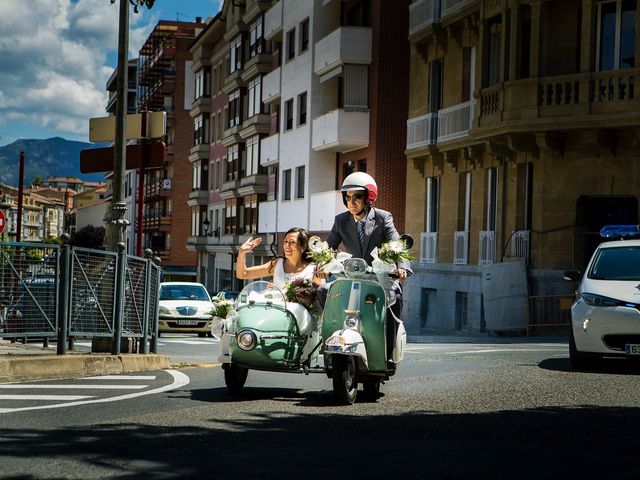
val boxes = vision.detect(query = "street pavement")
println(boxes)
[0,333,567,383]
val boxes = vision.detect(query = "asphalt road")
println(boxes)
[2,339,640,479]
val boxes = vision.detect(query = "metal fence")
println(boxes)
[525,294,574,335]
[0,241,160,354]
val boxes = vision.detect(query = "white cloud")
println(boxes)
[0,0,154,140]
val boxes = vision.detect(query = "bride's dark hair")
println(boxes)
[267,227,311,273]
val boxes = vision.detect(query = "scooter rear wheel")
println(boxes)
[224,364,248,393]
[332,355,358,405]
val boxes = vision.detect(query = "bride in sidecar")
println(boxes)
[215,228,325,392]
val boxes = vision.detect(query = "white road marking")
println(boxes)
[0,395,92,401]
[83,375,157,380]
[446,348,567,355]
[158,340,214,345]
[0,384,147,390]
[0,370,190,414]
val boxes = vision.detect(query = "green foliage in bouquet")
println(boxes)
[307,236,336,268]
[378,239,413,264]
[214,299,235,319]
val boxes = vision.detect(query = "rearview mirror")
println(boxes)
[400,234,414,250]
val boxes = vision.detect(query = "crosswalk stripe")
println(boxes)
[0,395,93,401]
[0,384,147,390]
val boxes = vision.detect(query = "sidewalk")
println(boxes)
[0,338,170,383]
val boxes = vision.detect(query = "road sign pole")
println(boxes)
[136,112,148,256]
[16,152,24,242]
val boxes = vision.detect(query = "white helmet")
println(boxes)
[341,172,378,206]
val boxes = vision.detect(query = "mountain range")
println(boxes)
[0,137,108,186]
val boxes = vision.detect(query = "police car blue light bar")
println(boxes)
[599,225,640,239]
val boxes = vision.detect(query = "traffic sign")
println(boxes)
[0,209,5,235]
[80,141,166,173]
[89,111,166,142]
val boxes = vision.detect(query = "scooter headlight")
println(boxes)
[345,315,359,328]
[236,330,257,351]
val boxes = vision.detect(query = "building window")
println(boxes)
[358,159,367,172]
[194,68,210,101]
[485,167,498,231]
[455,292,468,331]
[282,169,291,200]
[286,28,296,61]
[192,160,202,190]
[299,18,309,53]
[426,176,439,233]
[458,171,472,232]
[597,0,637,70]
[247,76,262,118]
[193,115,209,145]
[229,35,243,73]
[227,145,239,182]
[228,90,241,128]
[243,194,258,234]
[295,165,305,199]
[225,198,237,235]
[249,16,264,58]
[485,16,502,86]
[297,92,307,126]
[244,135,260,177]
[284,98,294,131]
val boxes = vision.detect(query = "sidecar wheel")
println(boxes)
[363,379,381,401]
[224,364,248,393]
[332,355,358,405]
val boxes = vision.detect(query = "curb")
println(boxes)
[0,354,171,383]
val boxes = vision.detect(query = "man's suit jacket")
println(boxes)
[326,207,413,275]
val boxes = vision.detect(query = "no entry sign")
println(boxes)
[0,209,5,235]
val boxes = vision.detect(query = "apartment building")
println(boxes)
[403,0,639,335]
[186,12,229,292]
[137,20,206,281]
[257,0,410,259]
[0,185,65,241]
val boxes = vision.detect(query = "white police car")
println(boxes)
[565,225,640,369]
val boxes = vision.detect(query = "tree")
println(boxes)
[70,225,106,249]
[30,176,43,188]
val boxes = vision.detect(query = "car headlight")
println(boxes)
[345,315,359,329]
[159,306,171,315]
[236,330,257,351]
[580,292,622,307]
[203,307,214,316]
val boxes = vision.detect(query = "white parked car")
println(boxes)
[565,226,640,369]
[158,282,215,337]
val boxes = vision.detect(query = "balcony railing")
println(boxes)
[420,232,438,264]
[309,191,344,232]
[311,109,370,152]
[409,0,440,36]
[510,230,530,265]
[260,133,279,166]
[437,100,475,142]
[406,113,437,149]
[479,230,496,266]
[264,0,282,40]
[441,0,477,17]
[453,230,469,265]
[262,66,281,104]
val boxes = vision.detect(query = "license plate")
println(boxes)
[625,344,640,355]
[177,320,198,326]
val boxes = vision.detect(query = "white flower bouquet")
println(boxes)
[308,236,352,274]
[371,239,413,274]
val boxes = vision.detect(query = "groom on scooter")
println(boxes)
[325,172,412,372]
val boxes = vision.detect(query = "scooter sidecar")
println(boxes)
[222,281,320,392]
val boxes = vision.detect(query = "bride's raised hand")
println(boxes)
[240,236,262,252]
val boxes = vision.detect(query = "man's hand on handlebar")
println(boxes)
[394,268,408,281]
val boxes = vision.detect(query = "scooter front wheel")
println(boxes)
[224,364,249,394]
[332,355,358,405]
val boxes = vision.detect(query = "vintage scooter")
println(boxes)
[216,281,323,393]
[322,236,412,405]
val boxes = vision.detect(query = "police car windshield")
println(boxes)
[588,246,640,281]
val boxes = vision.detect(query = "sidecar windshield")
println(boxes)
[236,281,287,307]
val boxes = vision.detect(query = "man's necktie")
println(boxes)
[357,220,365,250]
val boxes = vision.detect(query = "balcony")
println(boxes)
[312,109,369,153]
[258,200,276,233]
[477,69,640,134]
[145,177,172,202]
[406,113,437,150]
[437,100,475,143]
[510,229,530,265]
[420,232,438,264]
[409,0,440,37]
[453,230,469,265]
[188,144,209,162]
[264,1,282,41]
[187,189,209,206]
[260,133,279,167]
[241,52,273,82]
[314,26,372,77]
[262,67,281,104]
[441,0,478,18]
[190,96,211,116]
[309,191,344,232]
[239,174,268,195]
[479,230,496,266]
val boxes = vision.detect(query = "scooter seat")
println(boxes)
[286,302,314,336]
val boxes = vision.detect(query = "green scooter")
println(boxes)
[218,281,323,392]
[322,251,410,405]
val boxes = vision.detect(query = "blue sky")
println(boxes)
[0,0,222,147]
